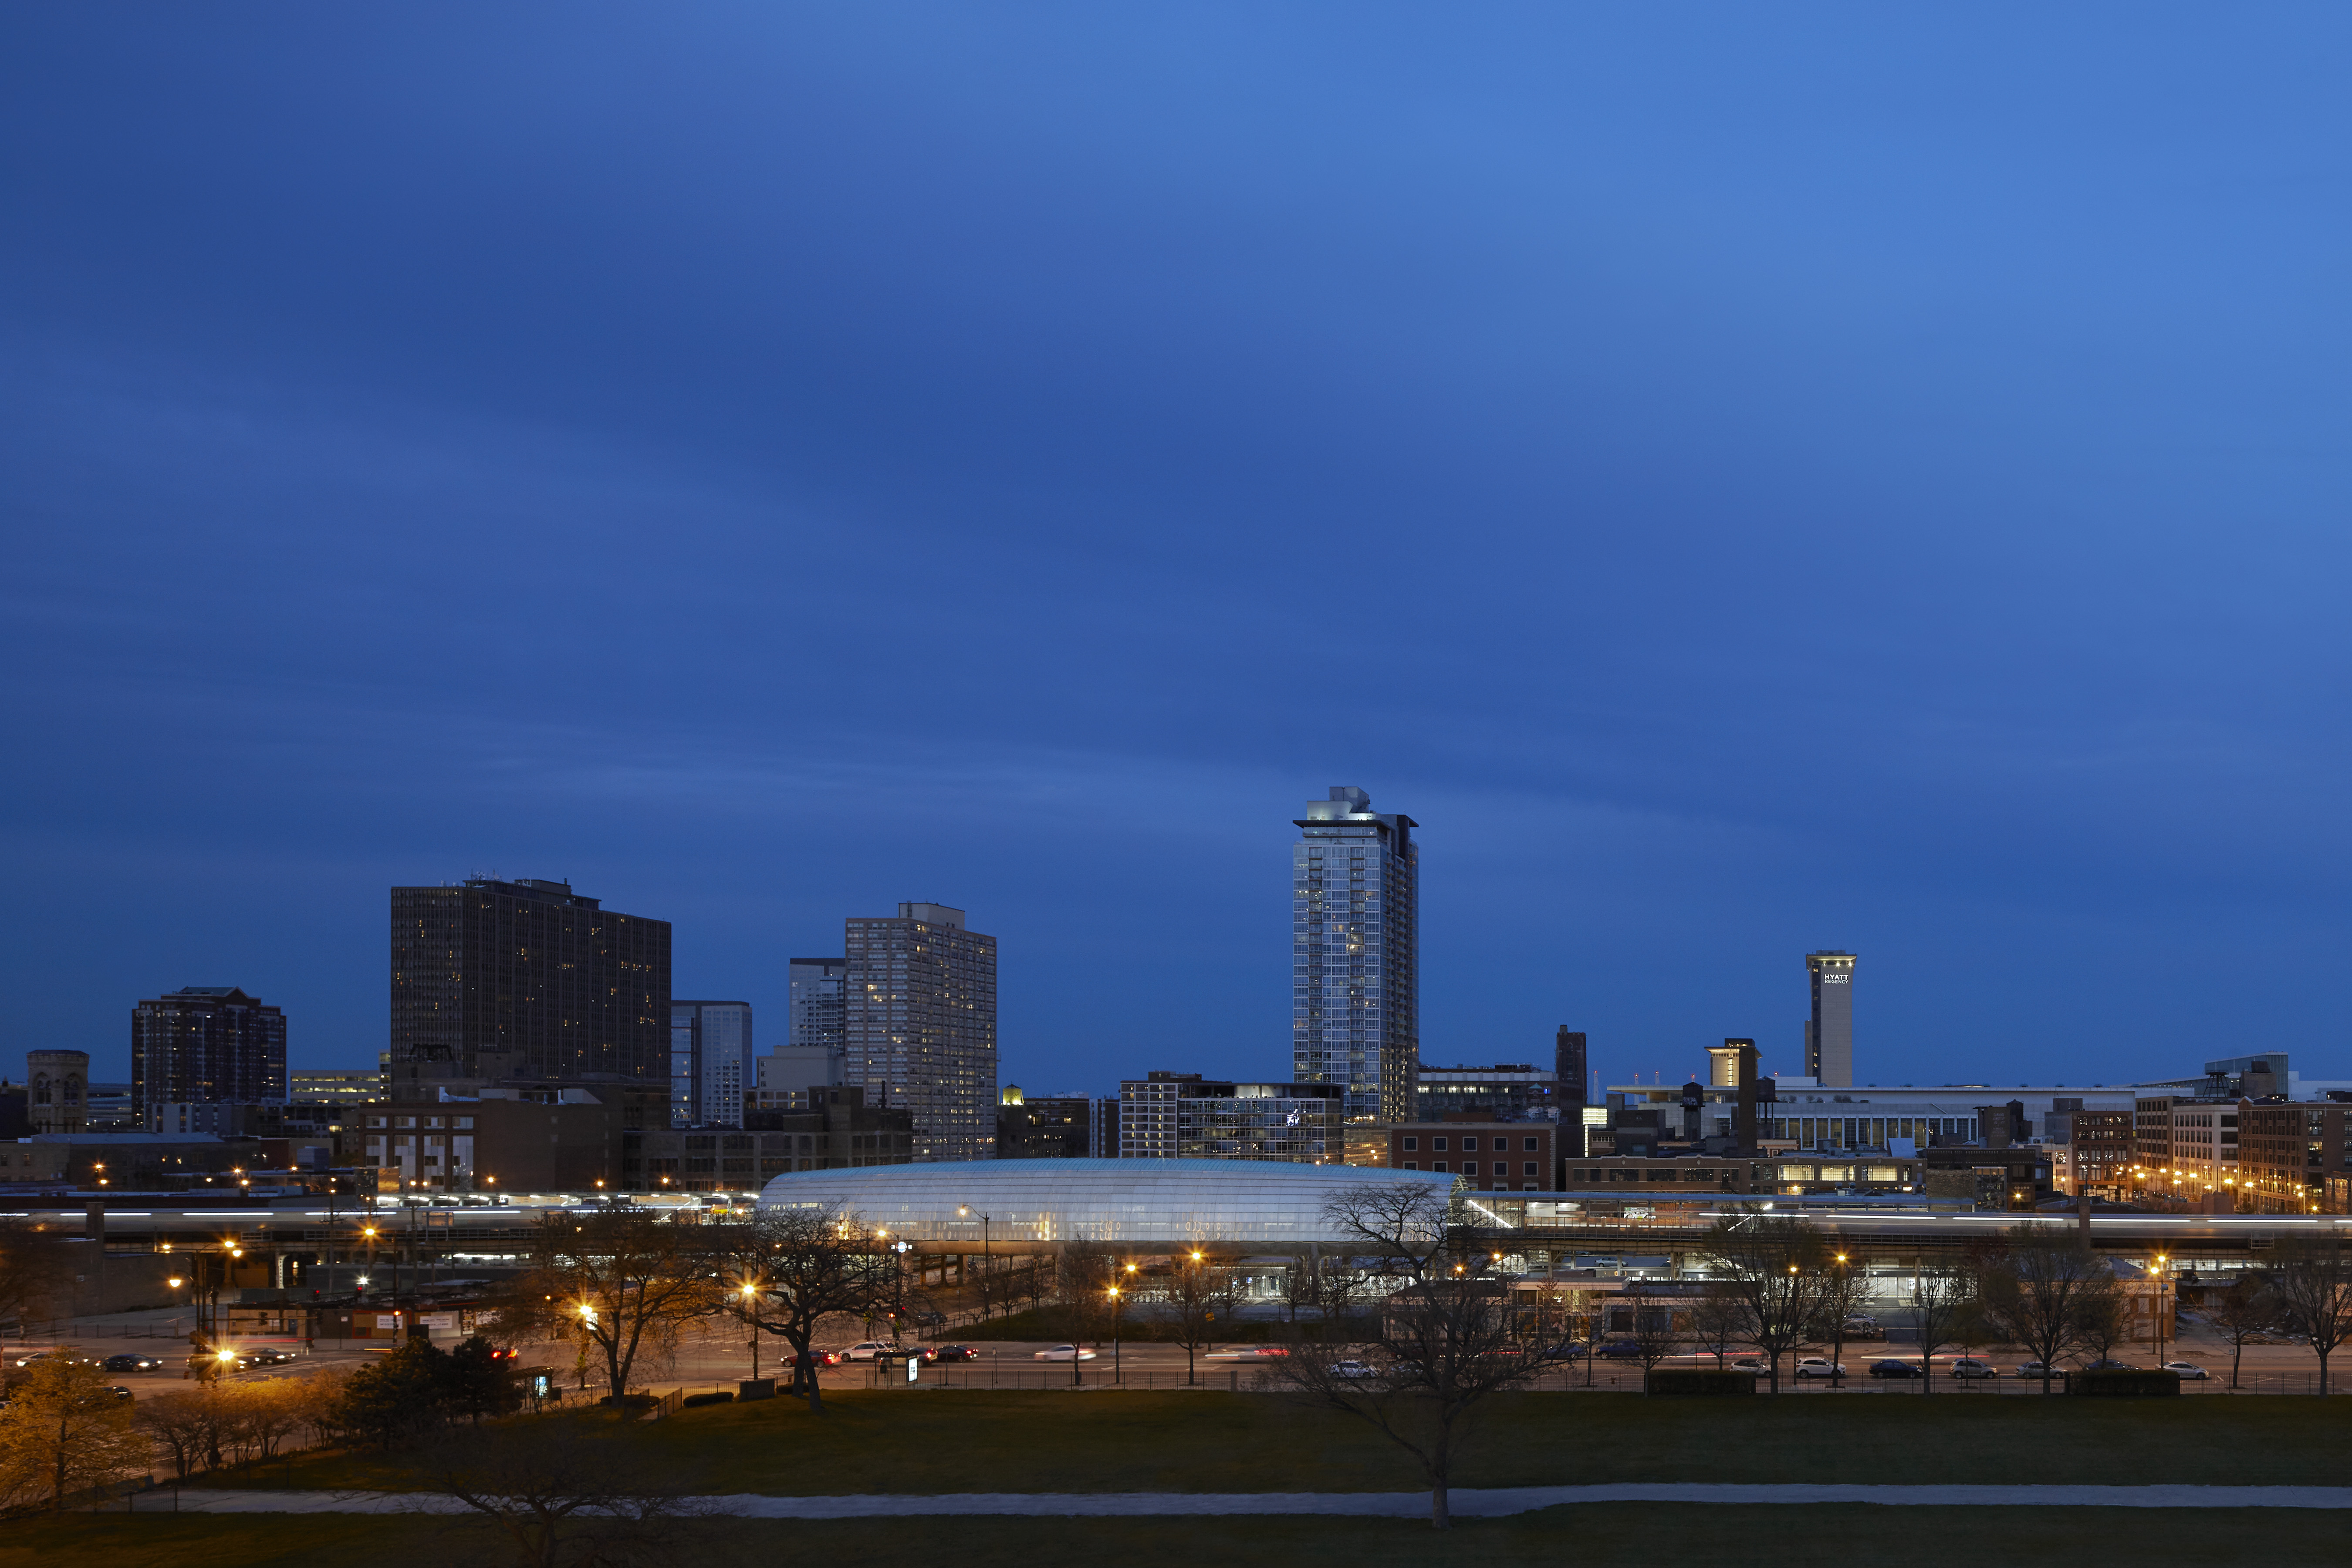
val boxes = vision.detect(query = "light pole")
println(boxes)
[956,1206,992,1318]
[890,1241,913,1344]
[1108,1284,1124,1384]
[2151,1253,2170,1366]
[741,1281,761,1381]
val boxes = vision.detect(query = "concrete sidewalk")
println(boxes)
[157,1484,2352,1517]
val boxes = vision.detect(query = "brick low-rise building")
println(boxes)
[1389,1120,1556,1192]
[2049,1106,2136,1199]
[358,1090,625,1193]
[625,1085,913,1192]
[2235,1099,2352,1213]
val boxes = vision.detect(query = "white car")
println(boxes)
[1949,1357,1999,1380]
[1328,1360,1380,1379]
[840,1341,899,1362]
[1032,1344,1098,1362]
[1793,1357,1847,1379]
[2163,1361,2209,1380]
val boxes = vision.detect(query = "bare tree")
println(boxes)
[0,1356,151,1510]
[712,1206,891,1412]
[2207,1274,2275,1390]
[2266,1230,2352,1395]
[1700,1209,1830,1393]
[1266,1182,1573,1530]
[1908,1259,1977,1393]
[1159,1247,1232,1386]
[406,1412,730,1568]
[1688,1283,1744,1370]
[2076,1290,2127,1367]
[1054,1245,1122,1385]
[139,1389,213,1480]
[1974,1226,2119,1392]
[1813,1251,1870,1387]
[0,1220,71,1331]
[521,1209,722,1405]
[1620,1281,1684,1388]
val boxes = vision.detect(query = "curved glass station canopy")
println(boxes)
[756,1157,1457,1248]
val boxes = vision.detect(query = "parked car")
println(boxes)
[1328,1360,1380,1379]
[2083,1359,2140,1372]
[2015,1360,2055,1378]
[1948,1358,1999,1380]
[2162,1361,2208,1380]
[1593,1342,1645,1359]
[1868,1358,1923,1379]
[1793,1358,1847,1379]
[243,1348,296,1367]
[101,1353,164,1373]
[1727,1355,1766,1373]
[841,1341,899,1362]
[1549,1342,1592,1361]
[932,1344,983,1362]
[1033,1344,1098,1362]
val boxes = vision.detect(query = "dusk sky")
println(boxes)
[5,7,2349,1096]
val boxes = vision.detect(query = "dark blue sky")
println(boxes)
[5,6,2349,1096]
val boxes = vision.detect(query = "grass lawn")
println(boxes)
[215,1389,2352,1497]
[13,1506,2351,1568]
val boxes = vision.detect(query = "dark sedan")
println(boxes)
[1593,1341,1645,1359]
[932,1344,983,1362]
[102,1353,165,1373]
[1868,1358,1923,1379]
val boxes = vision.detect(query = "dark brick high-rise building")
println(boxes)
[389,878,670,1090]
[131,987,287,1118]
[843,903,996,1162]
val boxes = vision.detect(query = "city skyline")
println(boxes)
[8,10,2352,1099]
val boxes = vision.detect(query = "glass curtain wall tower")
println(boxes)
[1293,786,1419,1123]
[672,1000,754,1126]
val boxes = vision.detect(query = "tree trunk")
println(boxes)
[2319,1349,2331,1397]
[1430,1481,1450,1528]
[2230,1340,2242,1390]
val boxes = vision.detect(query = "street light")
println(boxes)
[740,1280,762,1380]
[889,1241,913,1346]
[1107,1284,1125,1385]
[956,1206,993,1312]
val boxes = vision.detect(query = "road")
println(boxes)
[18,1308,2348,1398]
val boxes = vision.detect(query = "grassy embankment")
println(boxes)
[212,1389,2352,1496]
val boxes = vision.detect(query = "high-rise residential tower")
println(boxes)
[1293,786,1419,1123]
[1805,951,1855,1087]
[389,878,670,1091]
[787,958,847,1053]
[672,1000,754,1126]
[843,904,996,1161]
[130,988,287,1118]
